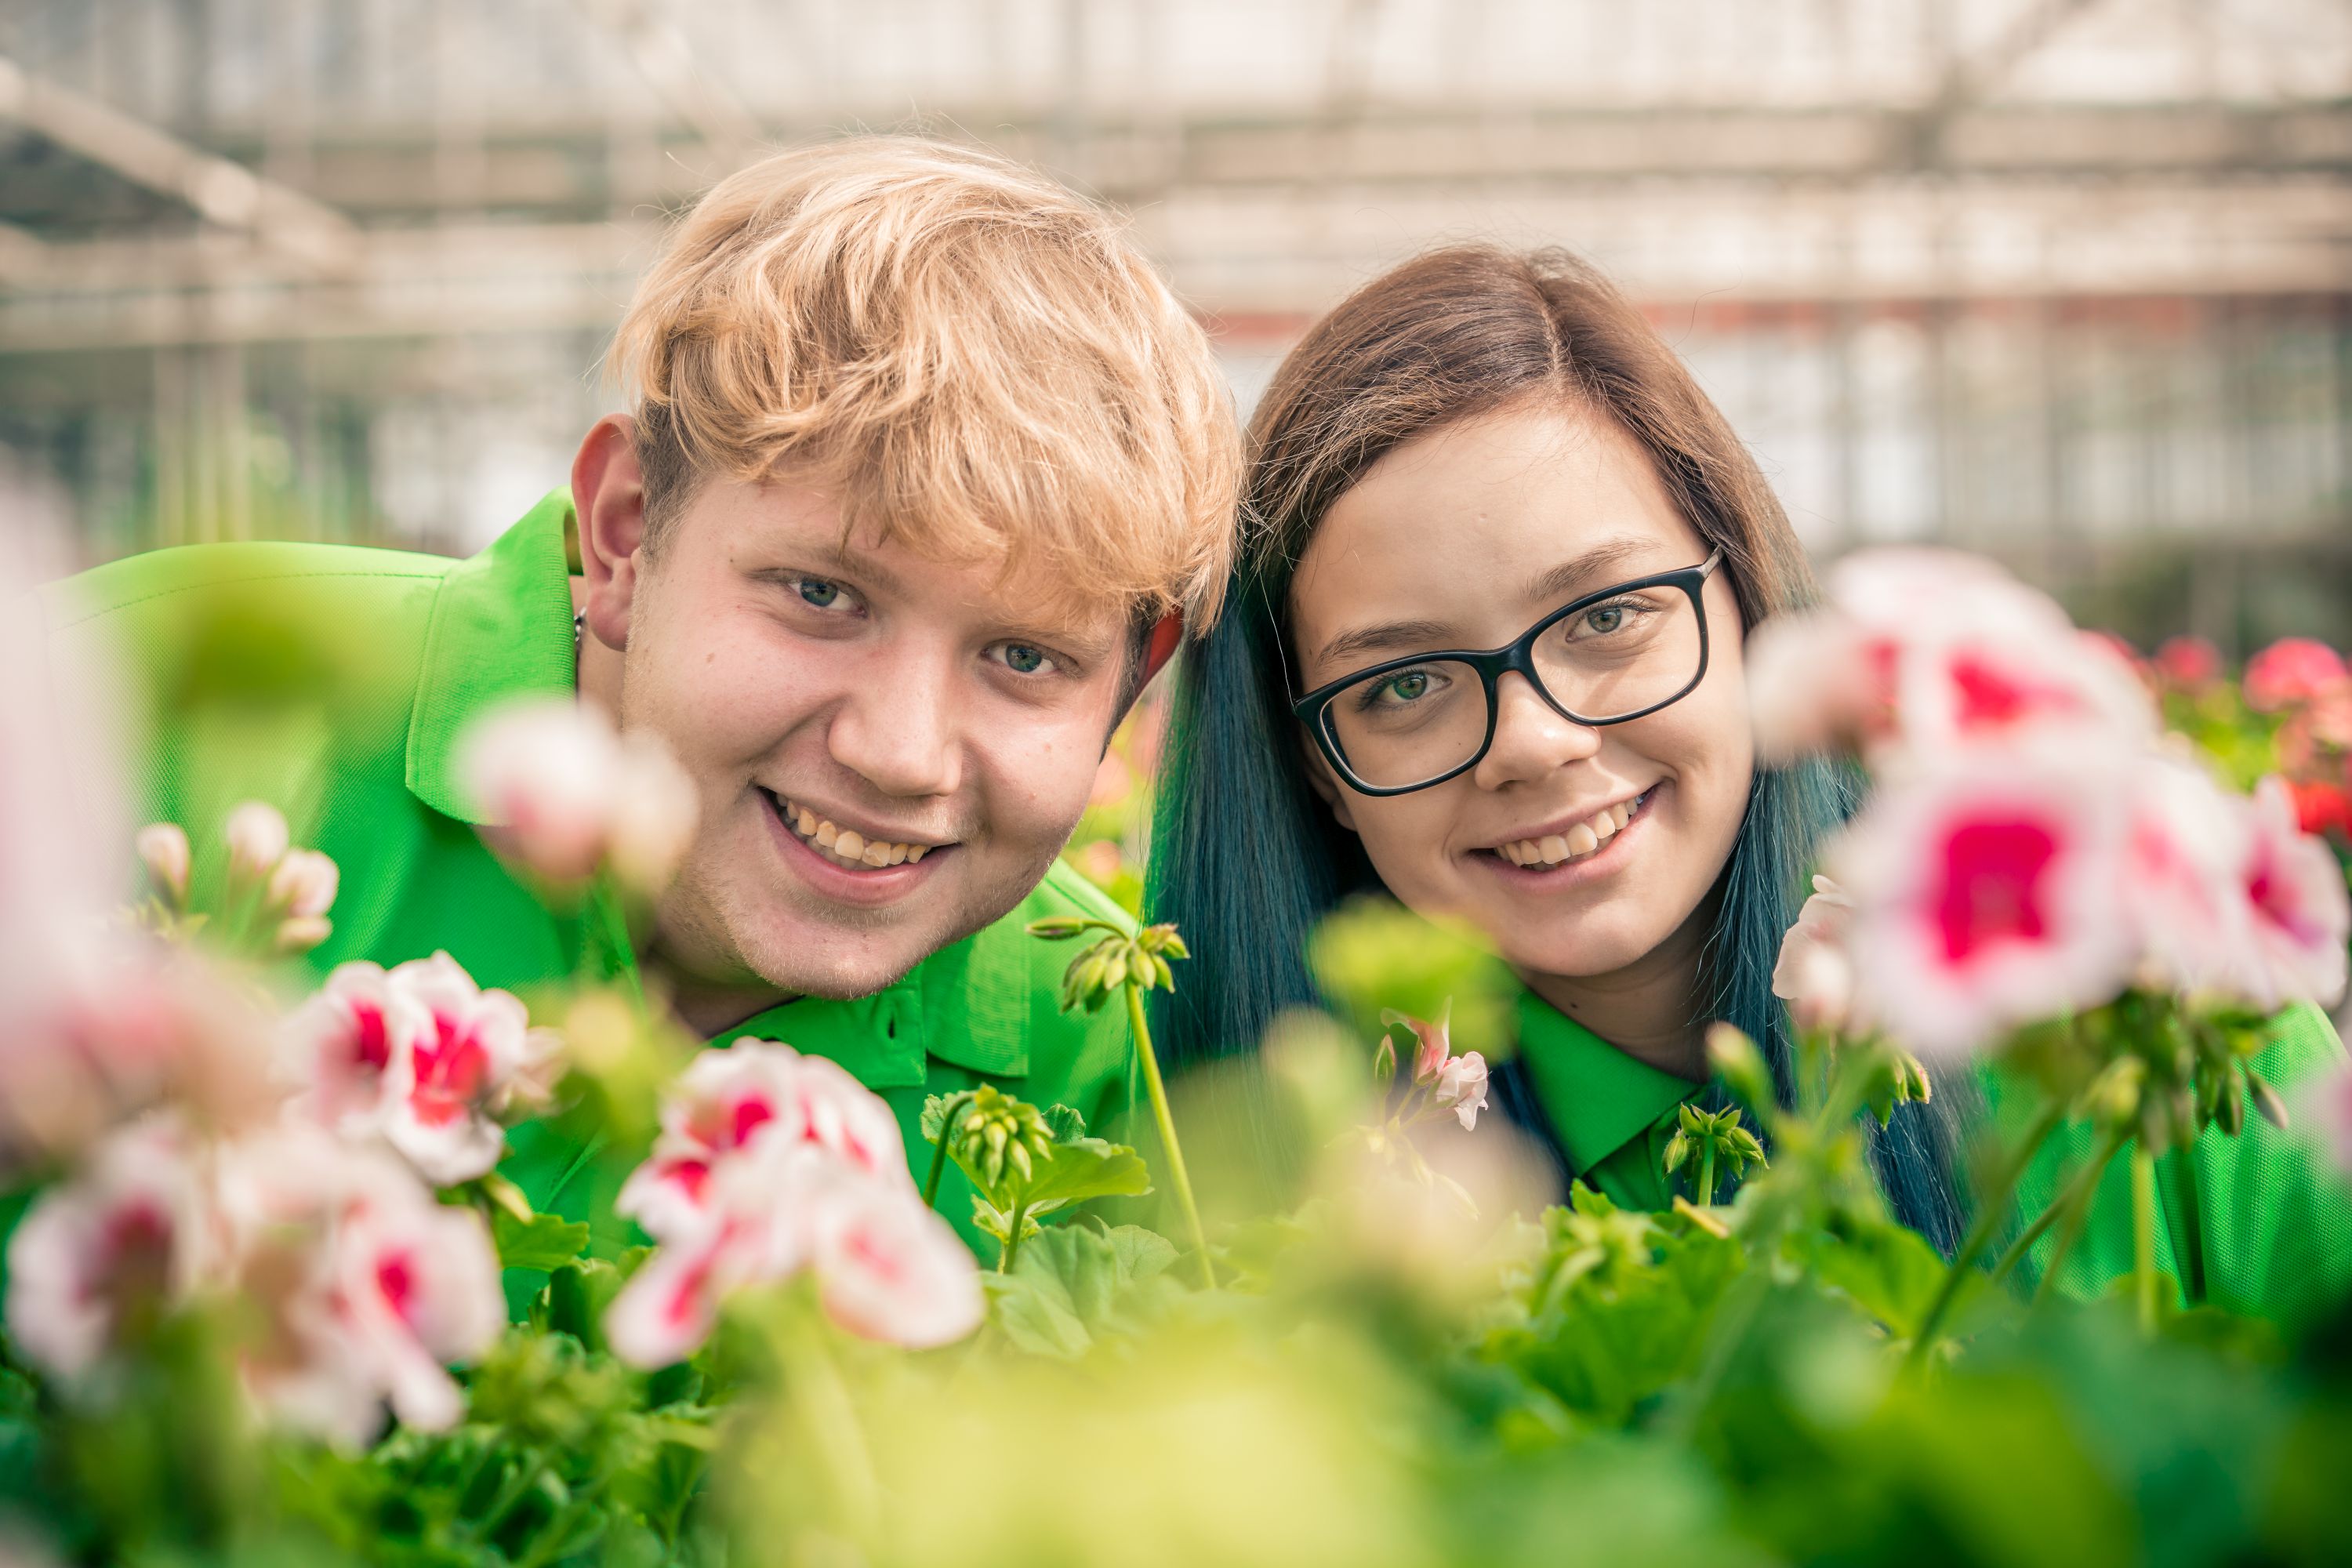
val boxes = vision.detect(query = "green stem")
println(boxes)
[1127,978,1214,1290]
[920,1091,977,1212]
[1696,1144,1717,1209]
[1995,1124,2126,1292]
[2030,1137,2118,1308]
[999,1200,1030,1274]
[1904,1098,2068,1369]
[2131,1144,2159,1335]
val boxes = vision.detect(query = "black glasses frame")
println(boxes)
[1291,547,1726,797]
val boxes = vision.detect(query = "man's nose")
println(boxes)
[826,648,963,800]
[1471,671,1600,789]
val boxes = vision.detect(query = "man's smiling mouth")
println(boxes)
[758,787,946,871]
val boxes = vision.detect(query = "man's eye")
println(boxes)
[999,644,1050,675]
[797,578,842,609]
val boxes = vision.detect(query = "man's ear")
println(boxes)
[1299,733,1359,833]
[571,415,650,652]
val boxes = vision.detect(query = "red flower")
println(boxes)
[2285,778,2352,841]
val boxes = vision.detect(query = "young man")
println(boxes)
[42,138,1240,1269]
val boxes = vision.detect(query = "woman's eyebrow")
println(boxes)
[1519,536,1662,605]
[1316,616,1459,669]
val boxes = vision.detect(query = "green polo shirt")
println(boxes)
[42,490,1138,1282]
[1514,987,2352,1323]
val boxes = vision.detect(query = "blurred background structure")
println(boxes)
[2,0,2347,648]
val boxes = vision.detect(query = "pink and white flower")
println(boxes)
[375,952,541,1185]
[1434,1052,1490,1131]
[1828,757,2140,1060]
[606,1045,978,1367]
[617,1042,909,1240]
[2120,757,2271,1004]
[1773,875,1862,1034]
[459,698,700,896]
[808,1174,985,1349]
[1749,550,2154,768]
[2236,778,2351,1011]
[278,960,429,1134]
[4,1115,212,1384]
[212,1125,503,1446]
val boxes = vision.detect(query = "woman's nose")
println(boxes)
[1471,670,1600,789]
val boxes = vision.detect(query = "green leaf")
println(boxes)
[986,1222,1184,1358]
[494,1207,592,1272]
[1009,1135,1153,1210]
[1042,1103,1090,1143]
[1794,1216,1951,1339]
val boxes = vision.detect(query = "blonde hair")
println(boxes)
[612,136,1240,630]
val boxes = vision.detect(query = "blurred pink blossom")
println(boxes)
[134,824,191,906]
[224,802,291,880]
[2302,1064,2352,1179]
[2245,637,2349,713]
[2238,778,2351,1011]
[3,1115,212,1384]
[2121,757,2271,1004]
[2154,635,2222,689]
[459,697,699,895]
[808,1173,986,1349]
[1749,550,2153,768]
[1828,757,2139,1060]
[212,1125,503,1446]
[267,848,340,920]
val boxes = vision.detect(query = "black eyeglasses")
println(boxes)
[1292,549,1725,796]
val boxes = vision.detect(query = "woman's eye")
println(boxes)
[797,577,843,609]
[1583,605,1627,635]
[1363,668,1437,707]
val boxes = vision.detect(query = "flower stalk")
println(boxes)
[2131,1144,2160,1335]
[1904,1097,2067,1368]
[1030,916,1215,1290]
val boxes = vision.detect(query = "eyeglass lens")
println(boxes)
[1322,586,1704,788]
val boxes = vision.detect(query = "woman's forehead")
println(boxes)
[1291,405,1703,650]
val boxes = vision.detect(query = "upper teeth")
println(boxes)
[785,799,931,869]
[1500,794,1643,868]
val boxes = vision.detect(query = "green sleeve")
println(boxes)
[2009,1002,2352,1324]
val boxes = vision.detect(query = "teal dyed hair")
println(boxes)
[1148,245,1966,1252]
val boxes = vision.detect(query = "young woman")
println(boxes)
[1152,246,2352,1312]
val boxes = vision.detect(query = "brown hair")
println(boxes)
[612,136,1241,630]
[1243,244,1813,629]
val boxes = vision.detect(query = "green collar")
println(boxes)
[405,488,581,823]
[401,487,1032,1082]
[1514,985,1698,1178]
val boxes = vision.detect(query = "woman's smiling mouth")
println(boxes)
[1486,787,1656,872]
